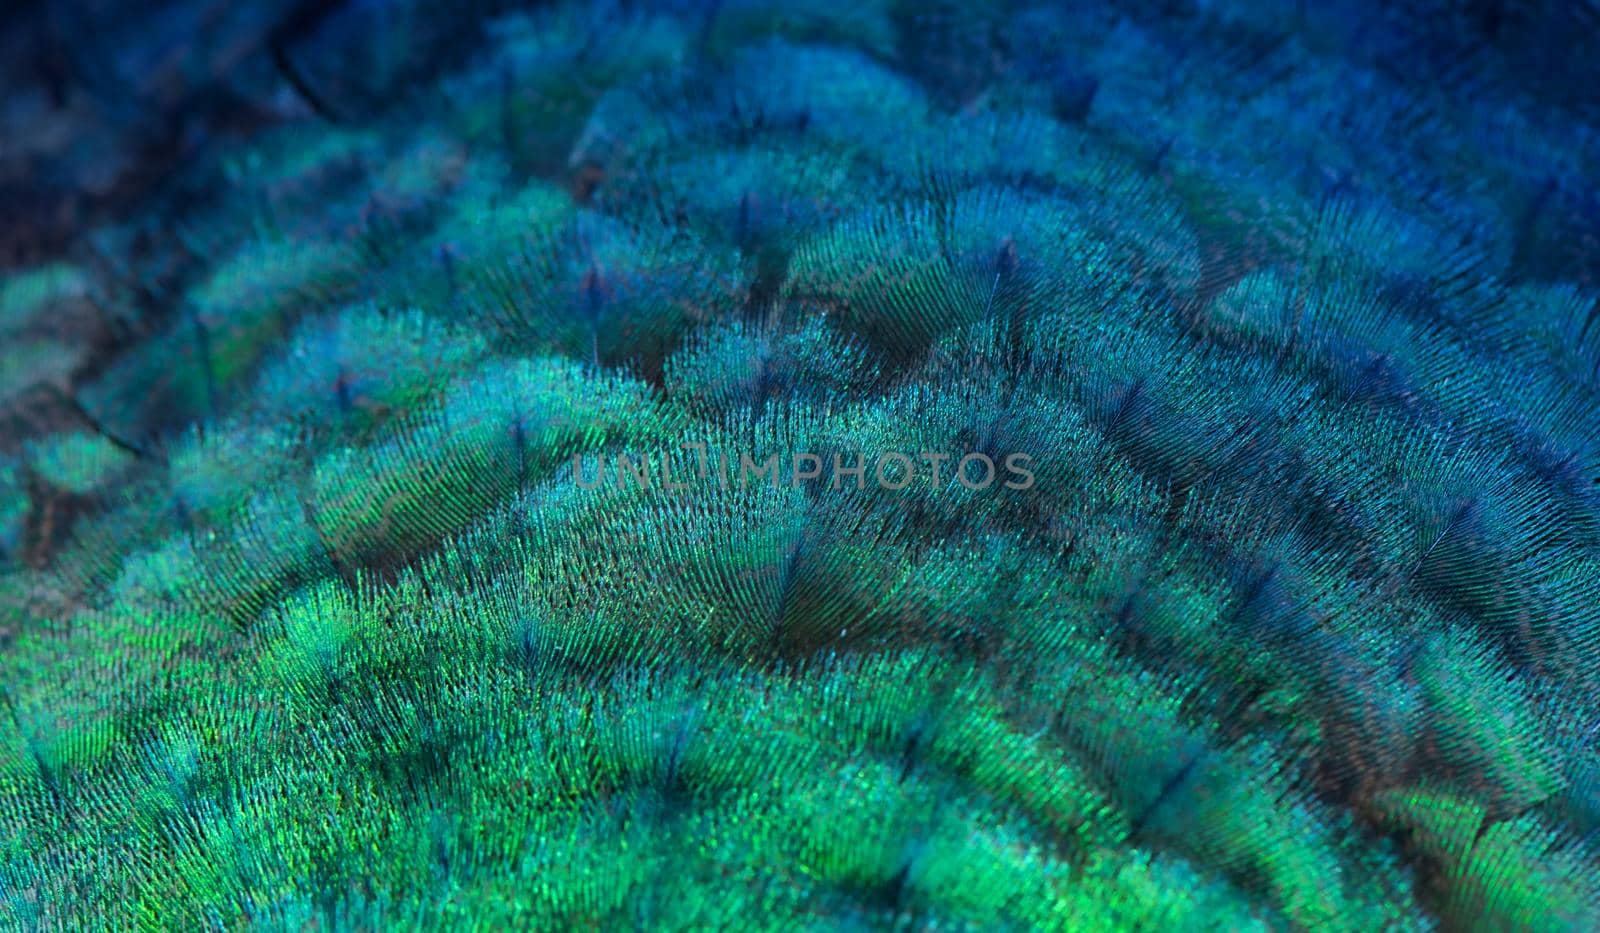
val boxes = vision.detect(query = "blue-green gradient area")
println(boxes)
[1,1,1598,928]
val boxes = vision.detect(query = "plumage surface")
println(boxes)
[1,0,1598,928]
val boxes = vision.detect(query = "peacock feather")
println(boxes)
[1,0,1598,928]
